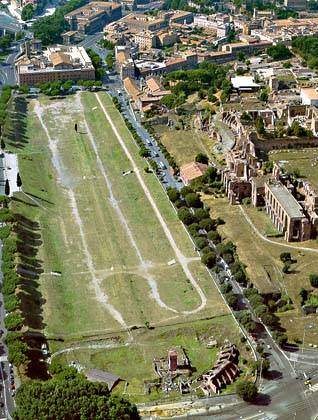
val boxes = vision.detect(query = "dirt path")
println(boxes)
[78,95,177,314]
[95,93,207,314]
[34,101,128,329]
[239,205,318,253]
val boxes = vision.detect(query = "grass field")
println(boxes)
[205,196,318,344]
[56,315,252,404]
[270,148,318,187]
[7,92,233,343]
[154,125,216,167]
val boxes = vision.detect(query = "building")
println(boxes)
[85,369,122,391]
[300,88,318,106]
[264,180,311,242]
[168,349,178,372]
[15,45,95,86]
[180,162,208,185]
[231,76,260,92]
[65,1,122,35]
[284,0,307,10]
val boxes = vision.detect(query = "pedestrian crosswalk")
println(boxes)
[309,383,318,392]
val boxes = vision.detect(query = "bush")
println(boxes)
[309,273,318,288]
[201,251,216,268]
[223,252,234,265]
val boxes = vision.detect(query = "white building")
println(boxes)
[300,88,318,106]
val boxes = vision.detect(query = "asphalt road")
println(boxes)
[0,12,21,33]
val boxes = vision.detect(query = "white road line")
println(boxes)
[95,93,207,314]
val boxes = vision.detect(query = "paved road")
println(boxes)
[107,77,183,190]
[0,12,21,33]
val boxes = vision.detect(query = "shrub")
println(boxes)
[223,252,234,265]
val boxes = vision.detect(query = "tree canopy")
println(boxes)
[13,371,139,420]
[267,43,292,60]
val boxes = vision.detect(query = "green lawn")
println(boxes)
[56,315,251,404]
[154,125,216,167]
[270,148,318,187]
[7,92,229,340]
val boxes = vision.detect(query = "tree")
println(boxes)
[185,193,202,208]
[267,43,292,60]
[16,173,22,189]
[236,381,258,402]
[195,153,209,165]
[13,372,140,420]
[207,230,221,243]
[254,304,268,317]
[273,331,288,347]
[201,251,216,268]
[177,207,195,225]
[195,236,208,250]
[167,187,180,203]
[260,313,277,327]
[255,117,266,135]
[105,52,114,70]
[4,313,23,331]
[309,273,318,288]
[21,3,34,21]
[5,179,10,196]
[199,218,215,232]
[225,292,238,308]
[259,89,268,103]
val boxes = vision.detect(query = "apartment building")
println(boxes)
[16,45,95,86]
[65,1,122,35]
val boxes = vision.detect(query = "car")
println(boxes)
[267,344,271,349]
